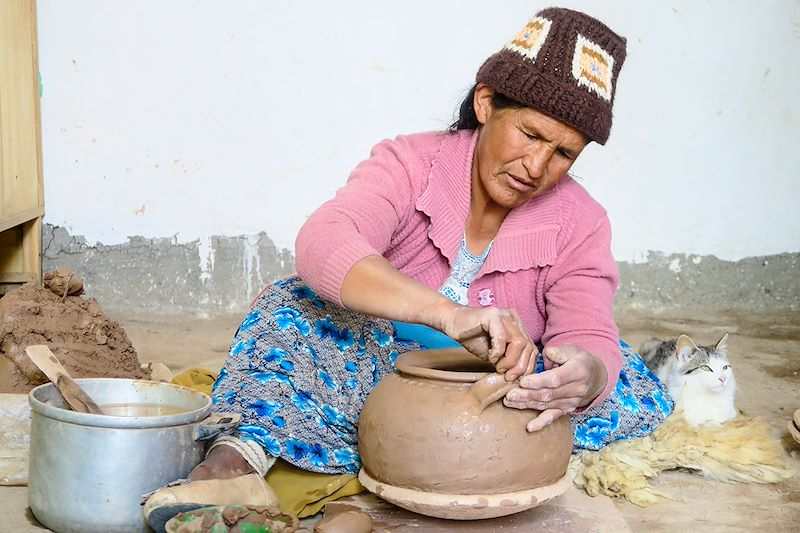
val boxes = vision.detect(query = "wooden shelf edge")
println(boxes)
[0,272,37,283]
[0,206,44,233]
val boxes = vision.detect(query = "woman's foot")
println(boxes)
[143,445,276,533]
[188,443,256,481]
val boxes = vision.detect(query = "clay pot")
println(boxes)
[357,348,573,520]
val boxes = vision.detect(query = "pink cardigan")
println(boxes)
[295,129,621,404]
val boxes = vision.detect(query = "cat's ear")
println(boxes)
[675,335,697,365]
[715,333,729,354]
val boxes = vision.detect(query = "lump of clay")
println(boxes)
[0,276,149,394]
[43,267,84,297]
[314,509,373,533]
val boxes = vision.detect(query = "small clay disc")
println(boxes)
[789,416,800,447]
[314,509,373,533]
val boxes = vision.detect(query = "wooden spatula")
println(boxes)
[25,345,106,415]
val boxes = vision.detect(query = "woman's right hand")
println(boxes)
[337,256,536,381]
[431,304,538,382]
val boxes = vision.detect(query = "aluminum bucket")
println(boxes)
[28,378,237,533]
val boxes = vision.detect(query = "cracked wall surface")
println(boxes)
[42,224,294,316]
[40,224,798,317]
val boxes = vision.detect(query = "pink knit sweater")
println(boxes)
[295,129,621,404]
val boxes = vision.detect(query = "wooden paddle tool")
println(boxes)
[25,345,106,415]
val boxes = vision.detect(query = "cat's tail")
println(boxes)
[638,338,663,361]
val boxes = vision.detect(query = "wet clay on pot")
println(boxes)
[357,348,573,519]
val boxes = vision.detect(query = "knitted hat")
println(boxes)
[476,7,627,144]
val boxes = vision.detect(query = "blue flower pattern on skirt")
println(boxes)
[571,341,673,450]
[211,276,413,474]
[273,307,311,336]
[211,276,673,474]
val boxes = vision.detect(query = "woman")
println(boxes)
[145,6,671,529]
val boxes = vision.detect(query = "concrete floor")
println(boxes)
[1,309,798,532]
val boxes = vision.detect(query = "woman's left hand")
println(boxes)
[502,344,607,432]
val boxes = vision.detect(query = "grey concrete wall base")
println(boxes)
[615,251,799,313]
[39,225,798,316]
[42,224,294,316]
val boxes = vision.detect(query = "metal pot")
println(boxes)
[28,378,238,533]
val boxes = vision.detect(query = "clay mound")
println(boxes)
[0,274,150,394]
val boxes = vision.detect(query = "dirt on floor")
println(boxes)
[1,307,797,531]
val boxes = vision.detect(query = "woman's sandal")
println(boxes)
[165,504,299,533]
[142,473,279,533]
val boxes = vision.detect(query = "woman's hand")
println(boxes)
[502,344,607,432]
[337,256,535,381]
[432,304,537,382]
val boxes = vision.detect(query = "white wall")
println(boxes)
[37,0,800,262]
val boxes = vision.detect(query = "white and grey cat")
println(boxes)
[639,333,737,426]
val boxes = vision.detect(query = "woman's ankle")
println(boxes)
[188,444,256,481]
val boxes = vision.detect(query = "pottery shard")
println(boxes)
[0,280,149,394]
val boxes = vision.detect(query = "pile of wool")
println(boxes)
[570,408,794,506]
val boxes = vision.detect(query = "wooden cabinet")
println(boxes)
[0,0,44,294]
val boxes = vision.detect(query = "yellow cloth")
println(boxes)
[172,368,365,517]
[172,367,217,396]
[266,459,364,518]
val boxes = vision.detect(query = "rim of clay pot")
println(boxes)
[394,348,495,383]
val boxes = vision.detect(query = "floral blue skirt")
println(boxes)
[211,276,673,474]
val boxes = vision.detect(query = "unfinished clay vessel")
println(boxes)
[358,348,573,519]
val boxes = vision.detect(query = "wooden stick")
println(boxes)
[25,345,105,415]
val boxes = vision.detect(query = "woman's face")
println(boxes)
[472,84,589,211]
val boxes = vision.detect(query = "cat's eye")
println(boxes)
[700,365,712,372]
[723,365,730,370]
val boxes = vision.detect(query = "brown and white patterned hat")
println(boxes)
[476,7,627,144]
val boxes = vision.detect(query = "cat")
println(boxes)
[639,333,737,427]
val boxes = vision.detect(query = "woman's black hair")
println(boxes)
[449,83,525,132]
